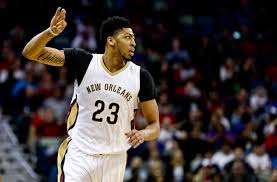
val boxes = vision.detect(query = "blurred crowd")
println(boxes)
[1,0,277,181]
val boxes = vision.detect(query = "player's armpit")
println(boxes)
[35,47,65,66]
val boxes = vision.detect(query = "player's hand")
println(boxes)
[125,129,145,148]
[50,7,67,35]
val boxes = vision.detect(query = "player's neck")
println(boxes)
[102,52,126,73]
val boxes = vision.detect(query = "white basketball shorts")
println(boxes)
[57,137,127,182]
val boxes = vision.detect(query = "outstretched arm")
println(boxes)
[22,7,67,66]
[125,99,160,148]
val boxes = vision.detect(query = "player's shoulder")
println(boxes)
[91,53,103,56]
[128,62,154,77]
[128,61,141,71]
[131,63,150,75]
[64,48,93,59]
[64,47,90,54]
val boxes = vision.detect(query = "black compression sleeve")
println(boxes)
[63,48,93,85]
[138,68,157,102]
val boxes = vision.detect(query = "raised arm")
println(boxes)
[22,7,67,66]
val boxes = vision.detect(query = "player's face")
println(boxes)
[113,28,136,60]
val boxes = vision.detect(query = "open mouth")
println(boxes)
[129,49,135,56]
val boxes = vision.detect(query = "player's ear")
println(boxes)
[107,36,115,46]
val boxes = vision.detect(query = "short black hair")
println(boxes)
[99,16,131,46]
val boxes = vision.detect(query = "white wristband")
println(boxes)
[48,28,59,36]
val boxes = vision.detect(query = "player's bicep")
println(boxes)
[36,47,65,66]
[140,99,159,125]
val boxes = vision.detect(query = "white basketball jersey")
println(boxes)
[66,54,140,155]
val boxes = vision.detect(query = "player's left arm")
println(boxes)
[125,68,160,148]
[126,99,160,148]
[140,99,160,141]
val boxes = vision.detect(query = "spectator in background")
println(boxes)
[124,156,147,182]
[214,107,231,131]
[180,123,208,164]
[31,107,66,138]
[71,17,97,51]
[36,69,55,99]
[211,143,234,170]
[250,85,268,114]
[165,36,190,64]
[165,149,186,182]
[195,35,219,80]
[238,57,257,90]
[193,157,221,182]
[28,106,67,178]
[224,147,256,177]
[263,106,277,136]
[236,120,258,151]
[264,124,277,167]
[224,160,258,182]
[8,24,26,53]
[158,117,174,146]
[219,57,237,83]
[71,29,97,52]
[146,160,165,182]
[43,84,70,124]
[246,144,272,181]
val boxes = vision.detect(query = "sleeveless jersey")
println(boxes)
[66,53,141,155]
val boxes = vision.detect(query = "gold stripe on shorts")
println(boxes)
[57,137,71,182]
[66,97,79,131]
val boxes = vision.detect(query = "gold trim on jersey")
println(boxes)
[66,97,79,131]
[57,136,71,182]
[101,56,130,76]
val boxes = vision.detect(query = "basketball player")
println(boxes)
[22,7,160,182]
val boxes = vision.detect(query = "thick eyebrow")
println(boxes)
[124,33,135,38]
